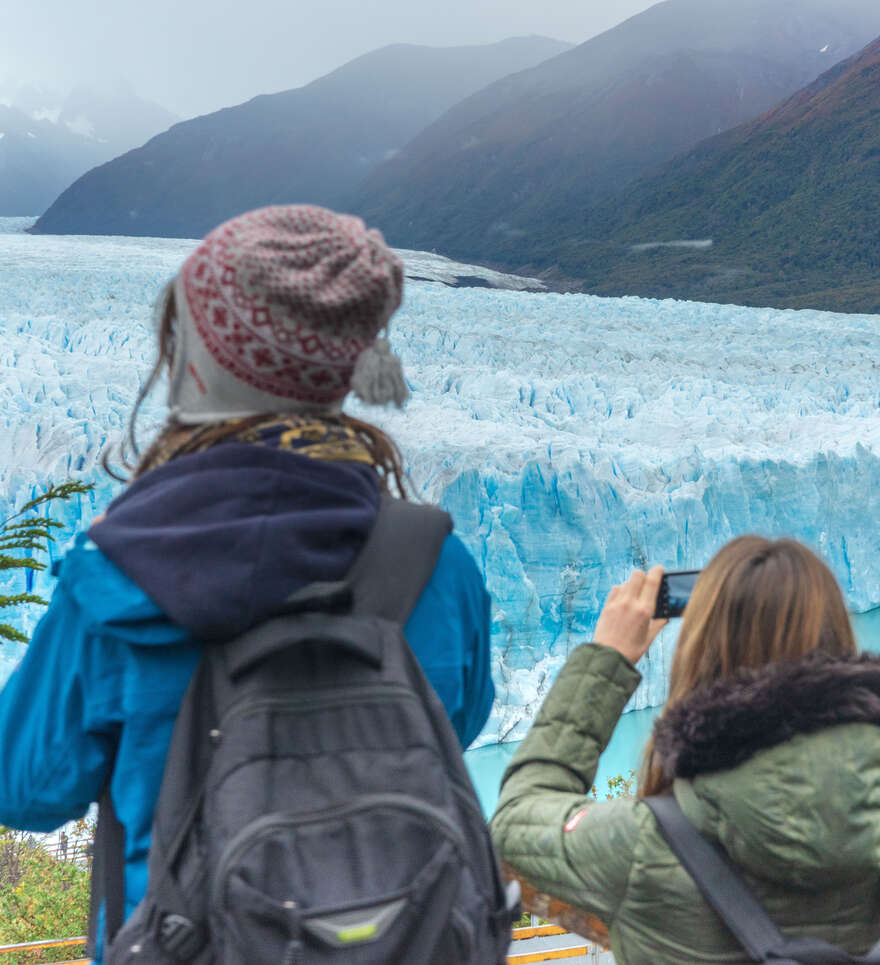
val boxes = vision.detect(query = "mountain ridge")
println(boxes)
[32,37,570,236]
[0,85,177,216]
[348,0,880,265]
[545,36,880,312]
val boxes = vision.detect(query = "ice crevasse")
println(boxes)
[1,223,879,745]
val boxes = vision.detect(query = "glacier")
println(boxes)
[2,217,880,745]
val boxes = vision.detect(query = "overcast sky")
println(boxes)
[1,0,657,118]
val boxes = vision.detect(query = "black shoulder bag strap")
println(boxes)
[644,795,880,965]
[86,782,126,959]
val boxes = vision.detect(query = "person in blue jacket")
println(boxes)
[0,205,494,962]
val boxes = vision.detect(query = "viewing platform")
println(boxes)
[0,924,614,963]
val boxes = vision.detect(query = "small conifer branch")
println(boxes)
[0,539,50,553]
[0,594,48,609]
[0,481,94,646]
[3,519,63,534]
[17,482,92,516]
[0,624,29,644]
[0,481,91,530]
[0,555,45,571]
[0,527,54,540]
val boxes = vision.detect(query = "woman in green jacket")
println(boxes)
[491,537,880,964]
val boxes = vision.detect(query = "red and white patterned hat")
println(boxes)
[167,205,406,423]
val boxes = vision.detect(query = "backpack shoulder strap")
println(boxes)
[347,495,453,623]
[86,784,126,959]
[644,795,880,965]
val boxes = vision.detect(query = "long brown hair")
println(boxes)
[639,536,856,796]
[103,283,409,497]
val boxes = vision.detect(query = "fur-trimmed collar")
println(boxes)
[653,651,880,779]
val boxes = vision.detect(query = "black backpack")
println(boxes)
[89,496,518,964]
[645,795,880,965]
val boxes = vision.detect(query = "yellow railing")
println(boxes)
[512,924,568,941]
[0,925,595,964]
[509,949,591,963]
[0,936,87,964]
[508,923,598,962]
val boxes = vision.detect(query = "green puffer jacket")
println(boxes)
[491,643,880,964]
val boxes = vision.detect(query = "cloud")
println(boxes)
[1,0,655,117]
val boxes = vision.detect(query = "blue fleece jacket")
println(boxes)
[0,446,493,962]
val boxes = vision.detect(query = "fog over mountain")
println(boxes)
[1,0,651,118]
[349,0,880,266]
[0,83,177,215]
[32,37,570,236]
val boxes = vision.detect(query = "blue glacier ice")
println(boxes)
[2,218,879,745]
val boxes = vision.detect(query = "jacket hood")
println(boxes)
[655,652,880,888]
[655,651,880,778]
[88,444,380,641]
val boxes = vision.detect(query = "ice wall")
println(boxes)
[357,290,880,741]
[2,224,879,742]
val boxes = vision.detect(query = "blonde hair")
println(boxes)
[639,536,856,795]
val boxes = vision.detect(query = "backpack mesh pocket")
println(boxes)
[211,795,469,964]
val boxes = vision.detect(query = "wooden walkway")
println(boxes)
[0,925,613,963]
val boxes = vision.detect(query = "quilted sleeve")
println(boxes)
[491,643,643,926]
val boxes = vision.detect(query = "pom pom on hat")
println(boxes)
[351,337,410,408]
[167,204,407,423]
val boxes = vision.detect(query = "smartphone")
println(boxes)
[654,570,701,619]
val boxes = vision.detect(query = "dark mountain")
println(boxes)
[0,106,104,215]
[546,36,880,313]
[349,0,880,266]
[32,37,570,236]
[0,85,177,216]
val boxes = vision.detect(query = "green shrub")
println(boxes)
[0,826,91,964]
[0,483,94,961]
[591,769,637,800]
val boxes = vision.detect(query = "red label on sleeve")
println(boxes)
[564,808,589,832]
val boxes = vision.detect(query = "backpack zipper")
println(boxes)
[212,792,467,916]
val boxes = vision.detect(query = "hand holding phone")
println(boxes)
[654,570,701,619]
[594,566,667,666]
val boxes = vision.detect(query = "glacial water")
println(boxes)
[466,608,880,815]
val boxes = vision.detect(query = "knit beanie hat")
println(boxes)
[167,205,407,424]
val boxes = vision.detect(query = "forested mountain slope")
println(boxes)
[556,36,880,313]
[32,37,569,237]
[350,0,880,268]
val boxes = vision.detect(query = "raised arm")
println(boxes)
[491,568,666,930]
